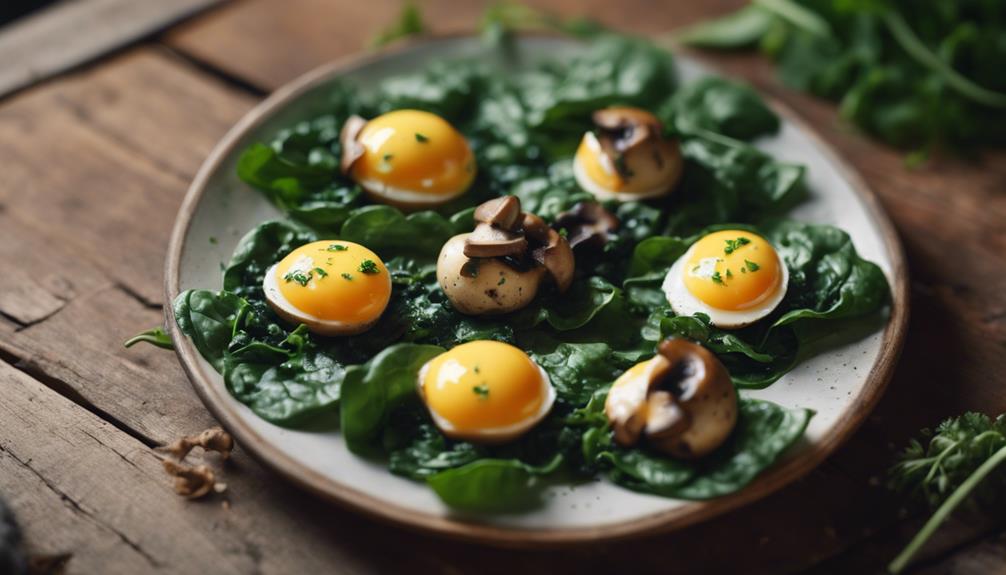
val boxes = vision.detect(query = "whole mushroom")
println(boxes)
[605,337,737,459]
[437,196,575,315]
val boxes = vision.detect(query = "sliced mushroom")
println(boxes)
[339,114,368,174]
[474,196,522,231]
[464,223,528,258]
[531,228,574,293]
[593,107,663,154]
[555,202,621,251]
[517,212,548,243]
[574,107,683,202]
[605,338,737,459]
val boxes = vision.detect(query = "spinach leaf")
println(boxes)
[766,219,890,325]
[339,206,463,258]
[427,455,562,512]
[224,347,343,427]
[665,76,781,140]
[340,343,444,454]
[669,131,806,235]
[592,398,812,499]
[173,289,246,370]
[529,339,636,406]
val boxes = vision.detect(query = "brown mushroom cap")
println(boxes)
[464,223,528,258]
[474,196,522,231]
[339,114,368,174]
[555,202,621,251]
[592,107,664,155]
[605,338,737,459]
[531,228,575,294]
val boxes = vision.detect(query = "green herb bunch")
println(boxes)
[678,0,1006,157]
[887,412,1006,573]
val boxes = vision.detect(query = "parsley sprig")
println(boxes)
[887,413,1006,573]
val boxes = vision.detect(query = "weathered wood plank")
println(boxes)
[916,529,1006,575]
[164,0,742,91]
[0,0,222,97]
[1,360,377,574]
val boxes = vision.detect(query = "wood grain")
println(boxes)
[0,0,221,97]
[165,0,743,91]
[0,0,1003,572]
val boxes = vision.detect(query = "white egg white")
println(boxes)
[416,361,557,444]
[572,132,671,202]
[661,242,790,329]
[262,264,379,336]
[357,177,468,208]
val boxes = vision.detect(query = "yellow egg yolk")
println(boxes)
[682,230,782,311]
[352,110,476,197]
[274,240,391,324]
[421,341,545,432]
[575,132,624,192]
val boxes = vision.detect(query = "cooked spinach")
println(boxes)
[169,32,890,511]
[626,220,889,388]
[585,398,812,499]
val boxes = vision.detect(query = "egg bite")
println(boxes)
[263,240,392,336]
[662,230,789,329]
[417,341,556,443]
[340,110,476,209]
[572,107,682,202]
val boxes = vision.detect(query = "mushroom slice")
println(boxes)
[474,196,523,231]
[592,107,663,154]
[463,223,527,258]
[605,338,737,459]
[520,212,550,243]
[531,228,575,293]
[555,202,621,251]
[339,114,368,174]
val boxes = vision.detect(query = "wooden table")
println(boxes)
[1,1,1004,573]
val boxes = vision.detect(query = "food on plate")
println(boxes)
[606,338,737,458]
[263,240,391,335]
[437,196,574,315]
[417,340,556,442]
[340,109,476,209]
[662,229,788,328]
[554,202,621,252]
[573,107,683,202]
[168,35,893,512]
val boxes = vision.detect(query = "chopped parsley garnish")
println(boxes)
[283,270,312,286]
[341,273,353,281]
[745,259,761,272]
[415,133,429,143]
[497,276,506,286]
[208,236,218,245]
[724,237,751,255]
[711,271,725,285]
[326,244,348,252]
[313,267,328,278]
[473,365,480,374]
[358,259,380,274]
[726,269,733,278]
[473,384,490,398]
[382,153,394,162]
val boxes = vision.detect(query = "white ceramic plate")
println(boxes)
[166,35,908,546]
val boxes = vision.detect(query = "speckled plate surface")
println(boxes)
[165,35,908,546]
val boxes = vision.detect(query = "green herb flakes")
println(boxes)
[358,260,380,274]
[724,237,751,255]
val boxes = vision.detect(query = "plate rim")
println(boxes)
[164,32,910,548]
